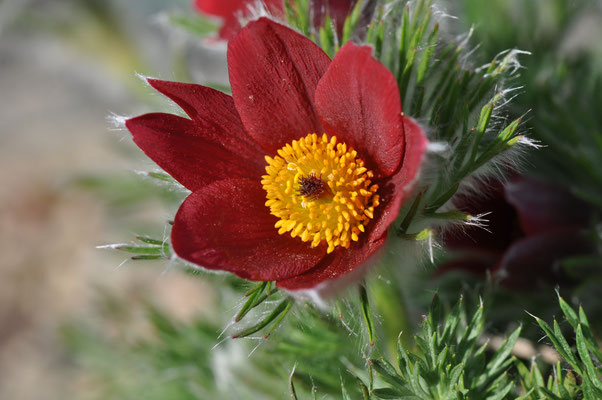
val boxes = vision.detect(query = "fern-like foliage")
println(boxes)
[516,295,602,400]
[369,294,519,399]
[64,286,602,400]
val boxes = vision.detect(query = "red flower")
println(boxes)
[437,178,593,289]
[125,18,427,292]
[311,0,359,36]
[193,0,358,40]
[193,0,284,40]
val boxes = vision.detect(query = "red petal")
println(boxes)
[369,117,428,241]
[126,113,265,191]
[172,178,326,281]
[276,235,386,291]
[447,179,520,252]
[315,42,404,177]
[146,79,265,161]
[228,18,331,152]
[217,15,244,40]
[194,0,244,17]
[494,229,593,290]
[195,0,285,40]
[434,254,499,277]
[195,0,283,17]
[504,177,591,236]
[311,0,358,36]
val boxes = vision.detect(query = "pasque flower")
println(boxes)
[126,18,427,292]
[437,178,593,289]
[194,0,357,40]
[311,0,359,36]
[194,0,284,40]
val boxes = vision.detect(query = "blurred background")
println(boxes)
[0,0,601,399]
[0,1,219,398]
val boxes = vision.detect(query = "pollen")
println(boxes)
[262,133,380,254]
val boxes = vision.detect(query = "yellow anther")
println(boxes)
[262,134,380,252]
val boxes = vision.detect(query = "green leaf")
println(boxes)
[532,316,582,375]
[449,362,465,385]
[576,324,602,392]
[435,345,449,368]
[416,23,439,85]
[169,14,218,36]
[457,302,484,363]
[485,380,513,400]
[582,384,598,400]
[231,298,292,338]
[341,376,352,400]
[537,387,563,400]
[135,235,164,245]
[577,306,602,360]
[360,283,376,346]
[371,358,405,390]
[114,245,164,255]
[476,102,495,135]
[318,15,334,57]
[341,0,363,45]
[498,118,522,142]
[398,190,425,233]
[531,361,546,388]
[514,388,536,400]
[131,255,162,260]
[397,333,410,373]
[236,282,268,322]
[289,367,298,400]
[146,171,178,183]
[265,281,274,297]
[372,387,419,399]
[441,296,463,344]
[244,281,265,297]
[557,294,579,329]
[487,326,521,377]
[552,319,581,372]
[356,377,371,400]
[427,293,442,332]
[263,296,291,339]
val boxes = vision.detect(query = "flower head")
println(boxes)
[194,0,284,40]
[194,0,357,40]
[126,18,427,293]
[437,178,594,289]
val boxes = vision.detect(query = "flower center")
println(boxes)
[262,133,380,254]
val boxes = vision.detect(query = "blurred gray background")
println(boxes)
[0,1,225,398]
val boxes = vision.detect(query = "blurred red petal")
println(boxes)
[126,113,265,191]
[311,0,358,35]
[447,179,520,252]
[194,0,283,17]
[435,252,500,277]
[228,18,331,151]
[195,0,285,40]
[217,14,244,40]
[172,178,326,281]
[494,229,593,289]
[504,178,591,236]
[193,0,244,17]
[315,42,404,177]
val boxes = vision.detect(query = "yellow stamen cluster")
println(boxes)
[262,133,380,253]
